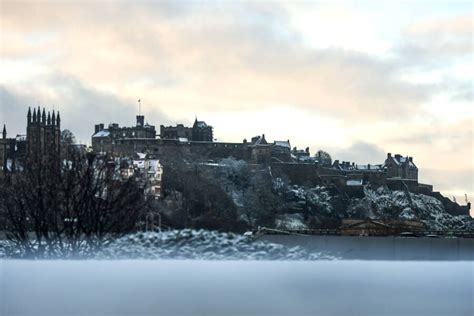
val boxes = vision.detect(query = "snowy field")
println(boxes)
[1,260,473,316]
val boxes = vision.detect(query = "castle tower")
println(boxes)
[136,115,145,127]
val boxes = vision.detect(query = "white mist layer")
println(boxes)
[1,260,472,316]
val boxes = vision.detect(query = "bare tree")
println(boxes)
[61,129,76,145]
[0,153,148,258]
[316,150,332,166]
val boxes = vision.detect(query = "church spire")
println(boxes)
[37,106,41,123]
[27,107,32,123]
[41,108,46,124]
[52,110,56,126]
[33,107,37,122]
[47,111,51,125]
[2,124,6,139]
[56,111,61,128]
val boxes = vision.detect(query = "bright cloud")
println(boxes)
[0,0,472,207]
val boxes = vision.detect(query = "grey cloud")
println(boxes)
[1,2,469,129]
[1,74,171,144]
[328,142,387,165]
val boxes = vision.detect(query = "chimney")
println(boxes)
[95,124,101,134]
[409,157,413,162]
[387,153,391,159]
[305,147,310,154]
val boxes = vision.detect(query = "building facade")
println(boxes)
[26,107,61,165]
[92,115,156,153]
[160,117,213,142]
[385,153,418,180]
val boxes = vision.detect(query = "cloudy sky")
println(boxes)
[1,0,472,206]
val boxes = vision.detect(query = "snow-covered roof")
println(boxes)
[93,130,110,138]
[390,155,417,168]
[356,164,384,170]
[15,134,26,142]
[178,137,189,143]
[274,140,290,149]
[133,160,145,169]
[252,135,268,146]
[136,153,147,159]
[347,179,363,186]
[148,159,161,172]
[196,121,208,128]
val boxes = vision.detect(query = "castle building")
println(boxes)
[160,117,213,142]
[92,114,156,153]
[192,118,213,142]
[385,153,418,180]
[159,124,193,140]
[26,107,61,164]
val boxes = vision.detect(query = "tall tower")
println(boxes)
[26,106,60,165]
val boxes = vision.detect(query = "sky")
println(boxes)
[0,0,472,207]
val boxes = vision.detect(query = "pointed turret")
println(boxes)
[41,108,46,124]
[33,107,37,122]
[52,110,56,126]
[27,107,32,123]
[37,106,41,122]
[2,124,6,139]
[47,112,51,125]
[56,111,61,128]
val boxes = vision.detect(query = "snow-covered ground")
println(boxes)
[0,230,335,260]
[2,229,472,260]
[1,260,472,316]
[97,230,333,260]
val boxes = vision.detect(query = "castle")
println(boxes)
[160,118,213,142]
[0,108,423,185]
[0,107,470,216]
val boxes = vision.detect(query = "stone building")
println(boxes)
[26,107,61,165]
[160,117,213,142]
[118,154,163,199]
[160,124,192,140]
[192,118,213,142]
[385,153,418,180]
[92,114,156,153]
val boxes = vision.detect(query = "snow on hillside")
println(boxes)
[348,187,473,229]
